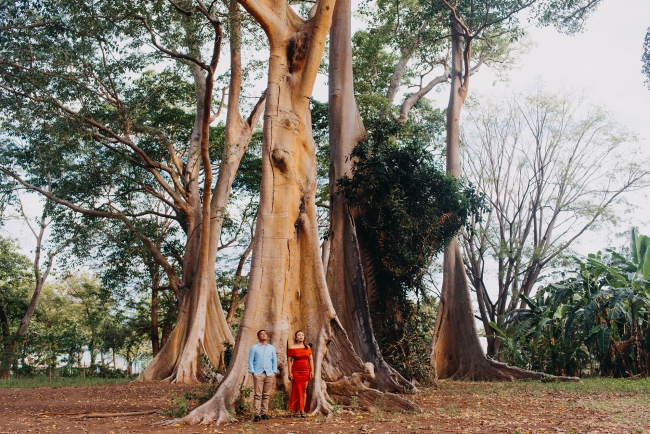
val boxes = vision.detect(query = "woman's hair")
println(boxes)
[294,330,311,349]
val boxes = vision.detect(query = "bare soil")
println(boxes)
[1,380,648,433]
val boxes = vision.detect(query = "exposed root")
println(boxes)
[448,356,580,382]
[174,395,233,426]
[71,410,161,419]
[327,207,417,395]
[326,363,421,412]
[309,379,334,417]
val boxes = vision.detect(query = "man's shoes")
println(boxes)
[261,414,270,420]
[253,416,261,422]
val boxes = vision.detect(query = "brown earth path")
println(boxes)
[0,380,648,433]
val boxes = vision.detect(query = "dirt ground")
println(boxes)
[1,380,648,433]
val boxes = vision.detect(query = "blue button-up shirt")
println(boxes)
[248,342,278,375]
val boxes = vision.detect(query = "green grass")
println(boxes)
[435,377,650,395]
[0,376,130,388]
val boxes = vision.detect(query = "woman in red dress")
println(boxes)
[287,330,314,417]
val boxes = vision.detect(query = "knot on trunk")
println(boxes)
[288,31,309,74]
[271,148,291,174]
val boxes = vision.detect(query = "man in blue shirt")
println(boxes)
[248,329,278,422]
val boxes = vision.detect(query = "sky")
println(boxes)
[467,0,650,250]
[5,0,650,262]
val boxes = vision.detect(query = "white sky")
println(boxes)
[466,0,650,250]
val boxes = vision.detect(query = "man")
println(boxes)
[248,329,278,422]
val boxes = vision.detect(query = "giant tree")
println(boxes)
[175,0,420,424]
[325,0,416,393]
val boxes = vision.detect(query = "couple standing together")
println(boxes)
[247,329,314,422]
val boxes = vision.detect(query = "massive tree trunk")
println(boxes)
[430,22,575,382]
[326,0,414,394]
[175,0,418,424]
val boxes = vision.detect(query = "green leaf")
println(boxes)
[518,293,537,309]
[637,235,650,272]
[589,325,612,353]
[643,247,650,280]
[631,228,639,264]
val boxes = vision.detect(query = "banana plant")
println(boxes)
[631,228,650,281]
[499,231,650,377]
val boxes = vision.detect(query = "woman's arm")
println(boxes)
[287,355,293,381]
[308,353,314,379]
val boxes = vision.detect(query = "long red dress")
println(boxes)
[287,347,312,412]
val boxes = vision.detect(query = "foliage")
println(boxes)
[164,394,190,417]
[498,230,650,377]
[1,269,148,379]
[337,133,487,299]
[336,117,486,381]
[269,389,286,410]
[0,236,34,373]
[0,236,33,328]
[374,298,437,385]
[235,384,254,416]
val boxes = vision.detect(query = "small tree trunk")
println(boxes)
[161,321,172,348]
[327,0,414,394]
[226,239,253,326]
[151,283,160,357]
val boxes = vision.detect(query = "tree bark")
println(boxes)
[326,0,414,394]
[225,238,253,326]
[174,0,418,424]
[429,21,575,382]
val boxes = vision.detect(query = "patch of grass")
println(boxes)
[350,394,359,412]
[433,377,650,396]
[446,403,458,416]
[0,376,129,388]
[236,384,254,416]
[578,395,650,426]
[163,394,189,417]
[269,389,286,410]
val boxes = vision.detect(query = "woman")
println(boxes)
[287,330,314,417]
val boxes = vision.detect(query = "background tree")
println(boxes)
[0,236,33,377]
[336,137,486,383]
[0,0,266,382]
[428,0,606,381]
[460,87,649,357]
[325,0,415,395]
[324,0,512,391]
